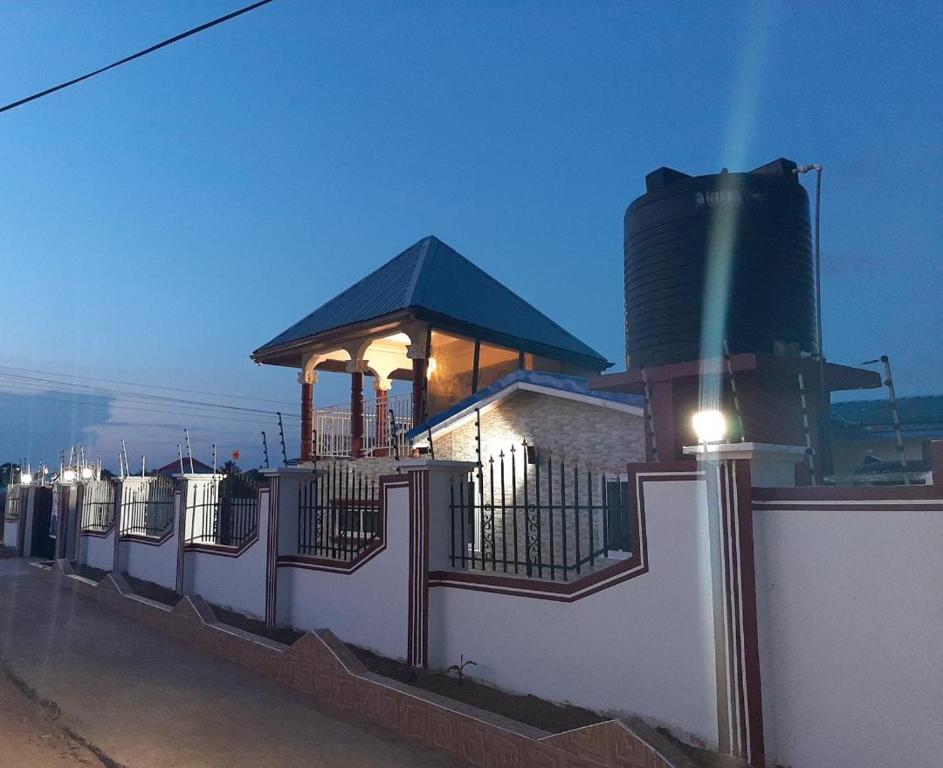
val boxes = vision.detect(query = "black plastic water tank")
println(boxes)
[624,158,816,369]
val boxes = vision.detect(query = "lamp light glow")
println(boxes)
[81,467,94,480]
[62,469,77,483]
[19,472,31,485]
[692,409,727,444]
[426,357,437,378]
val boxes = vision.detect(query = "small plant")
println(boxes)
[446,654,477,686]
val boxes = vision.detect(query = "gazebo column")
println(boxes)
[347,360,367,458]
[375,378,391,456]
[298,370,318,462]
[407,343,428,429]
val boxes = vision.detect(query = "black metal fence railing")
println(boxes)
[186,472,263,548]
[119,476,175,538]
[4,486,22,522]
[297,463,380,561]
[80,480,116,532]
[448,442,631,581]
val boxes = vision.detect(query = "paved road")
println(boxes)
[0,559,460,768]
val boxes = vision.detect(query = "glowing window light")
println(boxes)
[62,469,77,483]
[692,409,727,444]
[81,467,94,480]
[19,472,31,485]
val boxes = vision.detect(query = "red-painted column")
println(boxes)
[649,380,676,461]
[300,379,313,462]
[351,371,364,459]
[375,385,390,456]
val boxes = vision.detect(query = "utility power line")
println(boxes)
[0,381,298,425]
[0,364,296,407]
[0,370,297,417]
[0,0,276,115]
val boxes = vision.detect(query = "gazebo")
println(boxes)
[252,236,611,460]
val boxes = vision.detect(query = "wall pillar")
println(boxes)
[684,441,806,767]
[398,459,477,668]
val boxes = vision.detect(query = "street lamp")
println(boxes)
[692,409,727,445]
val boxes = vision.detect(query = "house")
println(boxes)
[831,394,943,476]
[408,369,647,562]
[408,369,645,471]
[252,235,613,461]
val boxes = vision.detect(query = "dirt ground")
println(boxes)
[0,671,107,767]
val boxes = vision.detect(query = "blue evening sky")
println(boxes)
[0,1,940,468]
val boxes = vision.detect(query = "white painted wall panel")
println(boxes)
[754,507,943,768]
[278,484,411,661]
[79,532,114,572]
[3,519,18,550]
[123,536,178,589]
[428,479,719,746]
[183,490,269,619]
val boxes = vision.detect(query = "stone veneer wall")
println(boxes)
[433,390,644,471]
[432,391,645,565]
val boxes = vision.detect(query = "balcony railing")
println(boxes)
[313,391,412,459]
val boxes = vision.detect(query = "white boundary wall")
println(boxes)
[276,480,412,661]
[183,487,270,619]
[78,531,115,572]
[754,504,943,768]
[2,518,19,551]
[118,485,181,590]
[428,478,719,746]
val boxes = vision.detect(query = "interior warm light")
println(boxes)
[426,357,437,378]
[62,469,77,483]
[692,409,727,444]
[81,467,94,480]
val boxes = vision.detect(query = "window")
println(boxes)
[476,341,520,390]
[427,330,476,416]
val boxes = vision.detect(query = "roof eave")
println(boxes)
[252,306,612,372]
[251,310,418,367]
[408,379,643,443]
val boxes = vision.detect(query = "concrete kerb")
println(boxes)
[30,562,691,768]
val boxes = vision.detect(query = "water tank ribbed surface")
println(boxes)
[624,159,816,369]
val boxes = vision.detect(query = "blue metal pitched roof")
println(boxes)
[254,236,610,368]
[406,370,644,440]
[831,395,943,429]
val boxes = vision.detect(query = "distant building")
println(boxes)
[153,458,215,476]
[831,395,943,475]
